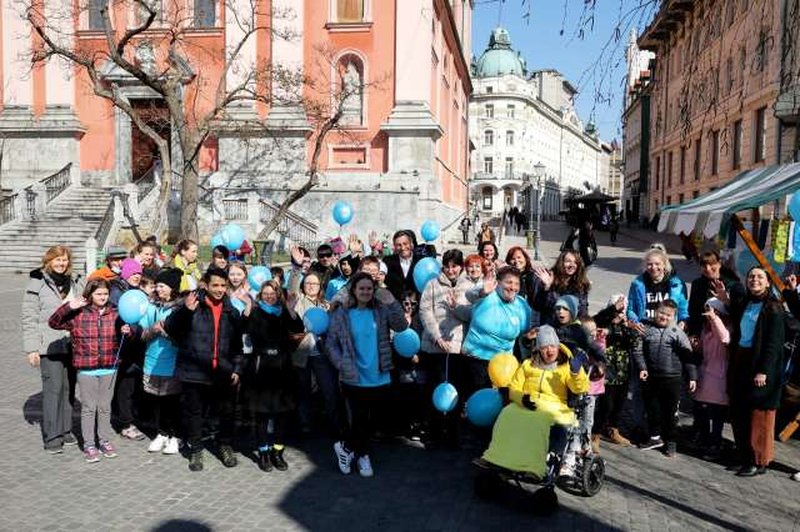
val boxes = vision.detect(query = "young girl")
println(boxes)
[140,268,183,455]
[172,239,201,292]
[49,279,131,463]
[243,280,304,472]
[211,245,230,271]
[227,262,251,303]
[694,297,730,460]
[325,254,360,301]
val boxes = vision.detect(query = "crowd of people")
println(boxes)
[20,228,800,483]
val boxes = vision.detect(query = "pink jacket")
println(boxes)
[694,314,730,405]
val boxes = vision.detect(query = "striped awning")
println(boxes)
[658,163,800,237]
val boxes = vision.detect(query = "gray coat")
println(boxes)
[633,323,697,380]
[22,269,84,356]
[325,300,408,386]
[419,272,471,354]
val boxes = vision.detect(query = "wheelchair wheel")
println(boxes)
[474,470,504,500]
[580,455,605,497]
[530,486,559,516]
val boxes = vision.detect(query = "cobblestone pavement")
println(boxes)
[1,225,799,531]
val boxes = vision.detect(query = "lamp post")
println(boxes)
[531,162,545,260]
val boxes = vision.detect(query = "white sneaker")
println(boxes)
[558,463,575,479]
[333,441,354,475]
[791,472,800,482]
[357,455,374,477]
[148,434,168,453]
[162,437,180,455]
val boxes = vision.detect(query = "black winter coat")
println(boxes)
[164,292,244,384]
[687,271,745,337]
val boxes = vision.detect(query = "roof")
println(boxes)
[474,27,526,78]
[657,163,800,237]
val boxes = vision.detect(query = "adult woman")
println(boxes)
[172,239,201,292]
[325,254,360,301]
[463,267,534,391]
[293,272,341,436]
[464,254,487,288]
[419,249,471,445]
[243,279,304,472]
[728,267,785,477]
[627,247,688,329]
[687,249,745,339]
[22,246,84,453]
[326,272,408,477]
[478,241,504,273]
[210,245,229,272]
[134,241,160,278]
[506,246,545,326]
[533,250,591,326]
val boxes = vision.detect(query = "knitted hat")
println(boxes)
[536,325,560,348]
[120,258,143,281]
[554,294,579,319]
[705,297,728,316]
[155,267,182,293]
[105,246,128,260]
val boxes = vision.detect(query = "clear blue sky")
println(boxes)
[470,0,659,142]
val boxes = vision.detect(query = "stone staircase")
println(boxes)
[0,187,114,274]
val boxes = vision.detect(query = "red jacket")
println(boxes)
[49,304,121,370]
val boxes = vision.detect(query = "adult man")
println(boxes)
[383,230,422,300]
[88,246,129,282]
[309,243,337,293]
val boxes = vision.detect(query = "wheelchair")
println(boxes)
[472,394,605,515]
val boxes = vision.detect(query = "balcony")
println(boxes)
[472,171,527,182]
[775,87,800,124]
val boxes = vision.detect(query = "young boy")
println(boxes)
[164,267,244,471]
[633,300,697,456]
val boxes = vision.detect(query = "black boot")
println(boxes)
[219,445,238,468]
[258,449,273,472]
[270,447,288,471]
[189,450,204,472]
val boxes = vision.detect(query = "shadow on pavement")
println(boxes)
[151,520,213,532]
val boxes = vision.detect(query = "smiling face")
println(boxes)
[48,254,70,275]
[443,261,462,281]
[155,282,173,302]
[562,252,578,276]
[127,273,142,287]
[480,244,496,261]
[206,275,228,301]
[303,274,321,298]
[261,284,279,305]
[497,274,520,302]
[509,250,527,271]
[212,255,228,270]
[747,268,769,297]
[654,305,675,327]
[539,344,559,365]
[228,266,245,289]
[137,247,155,267]
[182,244,198,264]
[393,235,413,260]
[466,261,483,281]
[645,254,666,282]
[354,278,375,306]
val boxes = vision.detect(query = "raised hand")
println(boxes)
[290,245,305,266]
[533,266,553,290]
[482,271,497,295]
[711,279,729,305]
[68,297,88,310]
[348,233,363,256]
[185,291,199,311]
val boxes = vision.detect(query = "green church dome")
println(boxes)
[474,27,526,78]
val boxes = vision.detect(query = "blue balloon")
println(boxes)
[420,220,440,242]
[221,224,246,251]
[432,382,459,413]
[789,193,800,221]
[303,307,330,335]
[332,201,354,226]
[466,388,504,427]
[413,257,441,293]
[118,289,150,324]
[393,328,420,358]
[210,233,225,249]
[247,265,272,291]
[230,297,247,315]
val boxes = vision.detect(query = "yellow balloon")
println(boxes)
[488,353,519,388]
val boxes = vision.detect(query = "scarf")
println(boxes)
[48,270,72,298]
[258,301,283,316]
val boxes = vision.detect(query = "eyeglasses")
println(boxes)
[318,253,333,259]
[402,300,418,308]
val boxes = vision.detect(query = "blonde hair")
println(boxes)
[643,248,672,276]
[41,245,73,275]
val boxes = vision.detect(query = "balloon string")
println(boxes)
[445,352,450,383]
[108,335,127,390]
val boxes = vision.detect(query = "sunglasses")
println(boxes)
[318,253,333,259]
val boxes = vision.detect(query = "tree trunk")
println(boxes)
[180,161,199,241]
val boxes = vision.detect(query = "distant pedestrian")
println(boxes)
[515,211,525,234]
[609,216,619,246]
[459,217,471,245]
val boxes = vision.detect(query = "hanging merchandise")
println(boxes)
[772,220,790,264]
[788,222,796,262]
[793,221,800,262]
[757,219,770,250]
[726,222,738,250]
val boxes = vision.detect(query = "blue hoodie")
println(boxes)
[139,302,178,377]
[462,290,532,360]
[627,273,688,324]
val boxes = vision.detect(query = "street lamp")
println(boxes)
[528,162,545,261]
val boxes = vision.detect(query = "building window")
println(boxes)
[336,54,365,126]
[755,29,769,72]
[666,195,671,206]
[485,104,494,118]
[693,138,701,181]
[679,193,685,204]
[482,187,493,210]
[483,157,493,175]
[88,0,105,30]
[505,130,514,146]
[754,107,767,162]
[194,0,216,27]
[679,146,686,184]
[136,0,163,26]
[483,129,494,146]
[486,86,493,94]
[725,57,734,94]
[667,151,673,188]
[711,130,720,175]
[693,190,700,199]
[504,157,514,178]
[337,0,365,22]
[732,119,743,169]
[507,104,515,118]
[655,156,661,190]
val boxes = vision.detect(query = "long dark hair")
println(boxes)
[505,246,532,272]
[552,250,590,295]
[348,272,377,308]
[82,279,111,301]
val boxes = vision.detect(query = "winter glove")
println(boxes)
[569,350,588,374]
[521,395,537,411]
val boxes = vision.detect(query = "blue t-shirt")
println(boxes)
[462,290,532,360]
[738,301,763,348]
[348,308,391,387]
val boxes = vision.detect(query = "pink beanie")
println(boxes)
[120,258,143,280]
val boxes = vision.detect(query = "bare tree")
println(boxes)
[22,0,369,242]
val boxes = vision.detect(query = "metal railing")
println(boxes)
[223,198,248,221]
[94,198,116,250]
[134,165,157,202]
[41,163,72,204]
[0,194,16,225]
[259,198,319,247]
